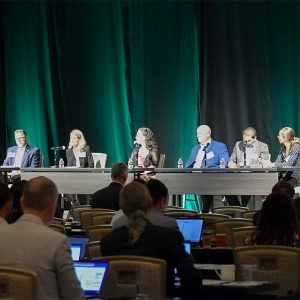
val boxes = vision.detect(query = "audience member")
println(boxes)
[185,125,229,212]
[0,176,84,300]
[0,183,13,225]
[226,127,270,206]
[248,192,299,247]
[91,163,128,210]
[8,179,27,223]
[253,181,295,225]
[112,179,178,230]
[102,182,201,298]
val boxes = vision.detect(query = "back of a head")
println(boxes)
[111,163,128,180]
[0,183,12,210]
[23,176,58,210]
[10,180,27,210]
[120,182,152,216]
[272,180,295,198]
[145,179,168,206]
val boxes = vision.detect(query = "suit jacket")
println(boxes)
[3,145,40,167]
[0,214,84,300]
[101,221,201,297]
[66,146,94,168]
[91,182,122,210]
[185,139,229,168]
[112,208,179,230]
[229,140,270,167]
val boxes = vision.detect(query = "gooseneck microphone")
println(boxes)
[50,146,66,151]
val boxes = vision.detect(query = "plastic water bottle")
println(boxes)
[128,157,134,169]
[219,158,226,169]
[59,158,64,168]
[177,158,183,168]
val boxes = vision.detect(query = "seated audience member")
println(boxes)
[0,176,84,300]
[226,127,270,207]
[112,179,178,230]
[91,163,128,210]
[294,197,300,229]
[2,129,40,182]
[185,125,229,213]
[0,183,13,225]
[253,181,295,225]
[248,192,299,247]
[102,182,201,298]
[8,179,27,223]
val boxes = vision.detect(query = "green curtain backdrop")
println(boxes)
[1,1,300,167]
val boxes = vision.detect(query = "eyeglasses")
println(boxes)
[15,136,27,140]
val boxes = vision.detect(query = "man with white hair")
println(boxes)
[186,125,229,212]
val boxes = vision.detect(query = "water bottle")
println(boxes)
[59,158,64,168]
[219,158,226,169]
[128,157,134,169]
[177,158,183,168]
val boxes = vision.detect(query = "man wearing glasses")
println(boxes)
[2,130,40,181]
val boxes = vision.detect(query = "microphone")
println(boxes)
[50,146,66,151]
[134,141,142,149]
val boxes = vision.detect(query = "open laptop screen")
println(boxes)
[176,218,204,243]
[69,236,89,260]
[74,261,108,294]
[70,244,82,261]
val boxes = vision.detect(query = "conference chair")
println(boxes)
[231,226,256,248]
[0,266,38,300]
[198,213,230,232]
[86,225,112,242]
[157,154,166,168]
[92,153,107,168]
[241,210,258,220]
[91,212,116,226]
[79,209,116,230]
[71,205,91,222]
[51,217,65,226]
[165,205,183,211]
[95,256,166,299]
[234,245,300,297]
[215,218,253,247]
[214,206,249,218]
[49,224,66,234]
[39,154,44,168]
[164,209,199,217]
[85,241,102,260]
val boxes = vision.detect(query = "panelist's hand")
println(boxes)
[228,162,238,168]
[261,160,274,168]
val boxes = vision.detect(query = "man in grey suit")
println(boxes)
[226,127,270,206]
[112,179,178,230]
[0,176,84,300]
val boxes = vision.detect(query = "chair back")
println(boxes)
[241,210,258,220]
[198,213,230,233]
[80,209,115,230]
[164,209,198,217]
[214,206,249,218]
[92,153,107,168]
[95,256,166,299]
[91,212,116,226]
[234,245,300,297]
[39,154,44,167]
[51,217,65,226]
[157,154,166,168]
[86,225,112,242]
[49,224,66,234]
[0,266,38,299]
[85,241,102,260]
[232,226,256,248]
[71,205,91,221]
[215,218,253,247]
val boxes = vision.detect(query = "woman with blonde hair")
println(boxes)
[273,127,300,186]
[130,127,159,168]
[66,129,94,168]
[101,182,201,298]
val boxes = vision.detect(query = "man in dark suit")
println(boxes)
[91,162,128,210]
[3,129,40,168]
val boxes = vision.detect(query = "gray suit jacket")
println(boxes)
[0,214,84,300]
[229,140,270,167]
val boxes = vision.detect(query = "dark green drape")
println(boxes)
[1,1,300,167]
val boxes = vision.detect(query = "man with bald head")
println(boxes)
[0,176,84,300]
[186,125,229,212]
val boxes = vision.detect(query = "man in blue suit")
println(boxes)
[2,129,40,182]
[186,125,229,212]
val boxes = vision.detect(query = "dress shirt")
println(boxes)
[13,146,26,167]
[0,217,8,225]
[193,139,212,168]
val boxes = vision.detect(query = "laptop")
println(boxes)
[183,242,191,255]
[176,217,204,243]
[69,236,90,260]
[74,261,108,295]
[70,244,82,261]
